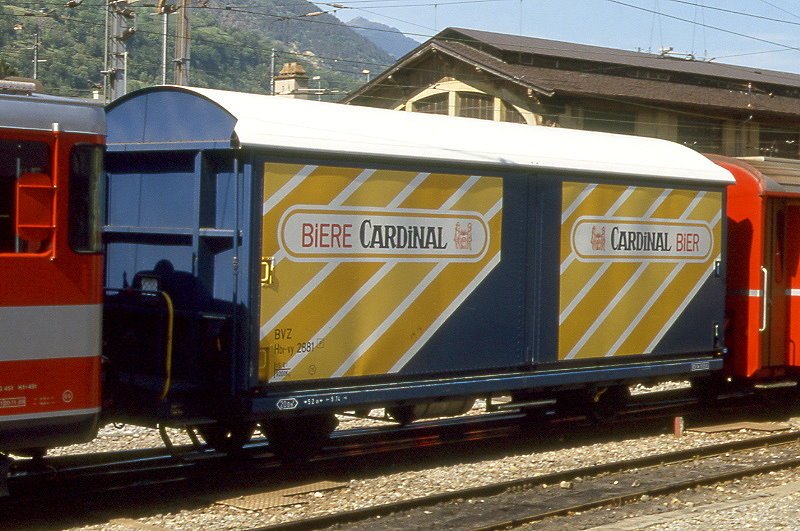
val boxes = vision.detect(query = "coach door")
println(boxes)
[761,198,795,368]
[259,163,512,384]
[761,199,787,368]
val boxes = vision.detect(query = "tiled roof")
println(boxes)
[344,27,800,118]
[433,39,796,116]
[444,27,800,90]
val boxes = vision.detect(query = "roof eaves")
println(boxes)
[340,39,439,103]
[342,33,557,104]
[443,27,800,91]
[430,40,556,97]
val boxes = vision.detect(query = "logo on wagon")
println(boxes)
[572,217,713,262]
[276,398,299,410]
[278,206,490,262]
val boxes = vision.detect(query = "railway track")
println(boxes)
[1,410,528,504]
[0,389,791,529]
[1,388,697,500]
[258,430,800,530]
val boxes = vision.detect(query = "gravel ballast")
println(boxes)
[6,383,798,530]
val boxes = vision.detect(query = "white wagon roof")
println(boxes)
[118,86,735,185]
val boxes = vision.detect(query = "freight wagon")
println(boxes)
[102,86,734,453]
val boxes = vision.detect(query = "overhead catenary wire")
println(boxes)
[4,0,800,123]
[6,0,800,77]
[0,9,792,94]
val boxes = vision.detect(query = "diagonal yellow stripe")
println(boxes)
[259,262,386,380]
[399,173,472,209]
[570,262,677,358]
[559,190,722,359]
[342,169,424,207]
[344,210,503,376]
[559,262,604,314]
[619,218,722,354]
[282,262,437,380]
[560,185,663,301]
[262,163,308,204]
[685,195,722,222]
[450,176,505,212]
[613,264,697,355]
[261,167,503,380]
[262,166,367,255]
[558,262,641,358]
[647,190,696,219]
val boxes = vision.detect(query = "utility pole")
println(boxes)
[270,48,275,95]
[157,0,176,85]
[174,0,190,85]
[161,8,168,84]
[104,0,136,101]
[16,23,45,79]
[32,29,40,79]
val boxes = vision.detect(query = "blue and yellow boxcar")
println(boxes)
[103,86,733,450]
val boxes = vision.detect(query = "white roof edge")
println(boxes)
[179,86,734,185]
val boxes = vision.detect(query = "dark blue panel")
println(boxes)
[398,176,528,374]
[107,171,195,229]
[105,242,195,290]
[107,89,236,146]
[254,355,723,415]
[533,178,562,363]
[652,275,725,354]
[106,151,197,230]
[216,171,237,230]
[213,247,236,301]
[654,210,727,355]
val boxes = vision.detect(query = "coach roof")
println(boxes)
[107,86,733,185]
[0,93,105,136]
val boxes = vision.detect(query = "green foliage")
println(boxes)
[0,59,17,78]
[0,0,394,99]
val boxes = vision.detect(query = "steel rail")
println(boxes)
[249,430,800,531]
[473,453,800,530]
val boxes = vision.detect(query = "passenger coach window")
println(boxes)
[0,139,50,253]
[69,145,104,253]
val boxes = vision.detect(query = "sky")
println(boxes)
[322,0,800,74]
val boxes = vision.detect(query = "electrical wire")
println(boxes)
[4,0,800,127]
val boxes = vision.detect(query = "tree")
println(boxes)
[0,59,18,78]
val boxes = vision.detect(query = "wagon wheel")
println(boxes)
[387,405,417,425]
[589,385,630,423]
[691,374,726,406]
[261,414,338,460]
[197,421,255,453]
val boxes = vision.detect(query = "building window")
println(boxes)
[458,93,493,120]
[678,116,722,153]
[413,93,448,115]
[759,128,800,159]
[583,108,636,135]
[502,102,526,124]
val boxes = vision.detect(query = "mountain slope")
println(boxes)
[347,17,420,58]
[0,0,395,98]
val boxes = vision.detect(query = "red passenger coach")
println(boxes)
[0,81,105,460]
[712,156,800,381]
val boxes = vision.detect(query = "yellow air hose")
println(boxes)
[159,290,175,401]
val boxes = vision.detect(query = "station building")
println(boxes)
[341,27,800,159]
